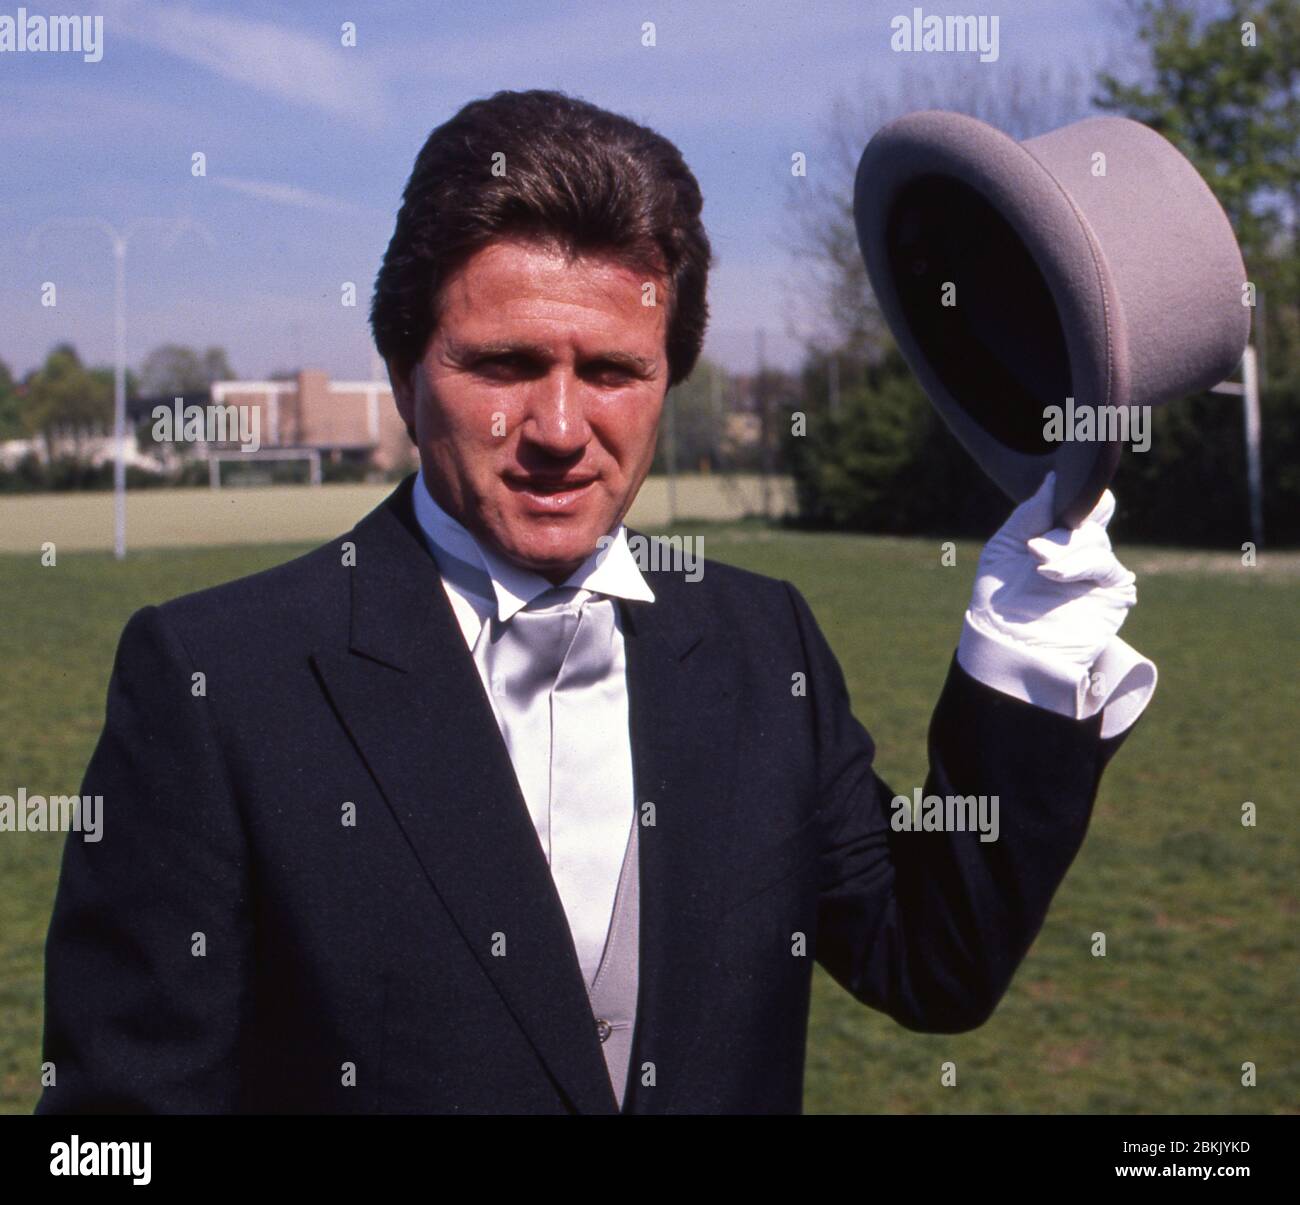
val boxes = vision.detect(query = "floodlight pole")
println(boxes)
[28,217,212,560]
[1242,345,1263,549]
[1210,344,1263,548]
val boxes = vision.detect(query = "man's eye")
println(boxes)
[584,362,634,385]
[475,355,533,380]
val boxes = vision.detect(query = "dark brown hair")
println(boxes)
[370,89,712,388]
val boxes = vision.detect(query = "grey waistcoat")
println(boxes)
[584,817,639,1108]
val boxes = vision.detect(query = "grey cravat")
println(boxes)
[476,588,632,989]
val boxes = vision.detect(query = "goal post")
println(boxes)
[204,448,323,488]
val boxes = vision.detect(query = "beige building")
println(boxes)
[211,370,416,475]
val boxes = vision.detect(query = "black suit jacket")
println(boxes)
[37,475,1130,1114]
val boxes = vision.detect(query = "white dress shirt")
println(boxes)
[411,470,652,982]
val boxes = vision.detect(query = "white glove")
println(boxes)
[957,472,1157,738]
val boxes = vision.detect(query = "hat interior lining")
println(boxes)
[885,174,1071,455]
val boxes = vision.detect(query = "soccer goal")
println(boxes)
[204,448,322,488]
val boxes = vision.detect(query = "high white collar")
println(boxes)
[411,467,655,622]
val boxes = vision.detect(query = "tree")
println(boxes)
[1097,0,1300,542]
[137,344,234,397]
[1095,0,1299,387]
[22,344,113,461]
[785,347,1008,536]
[784,62,1094,368]
[0,357,21,441]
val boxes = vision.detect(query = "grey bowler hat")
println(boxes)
[853,110,1251,527]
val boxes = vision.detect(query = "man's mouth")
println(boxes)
[504,475,598,510]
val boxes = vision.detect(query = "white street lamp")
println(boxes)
[27,217,213,559]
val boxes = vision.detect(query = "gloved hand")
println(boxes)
[966,472,1136,670]
[956,471,1156,737]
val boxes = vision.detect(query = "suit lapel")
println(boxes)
[310,478,618,1115]
[618,567,741,1114]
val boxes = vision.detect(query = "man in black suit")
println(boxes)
[37,90,1155,1114]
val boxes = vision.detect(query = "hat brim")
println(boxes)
[854,110,1127,527]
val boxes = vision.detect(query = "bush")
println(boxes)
[787,353,1300,548]
[785,354,1007,538]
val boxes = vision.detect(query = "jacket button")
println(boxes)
[595,1019,612,1043]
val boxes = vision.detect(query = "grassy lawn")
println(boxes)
[1,526,1296,1114]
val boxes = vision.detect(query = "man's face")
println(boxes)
[391,237,669,583]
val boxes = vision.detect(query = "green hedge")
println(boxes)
[785,353,1300,547]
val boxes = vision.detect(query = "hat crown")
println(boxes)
[1020,115,1250,410]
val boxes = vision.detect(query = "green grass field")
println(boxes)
[1,526,1296,1114]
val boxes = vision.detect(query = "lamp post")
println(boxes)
[28,217,212,559]
[1210,344,1263,548]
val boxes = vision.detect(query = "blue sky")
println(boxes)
[1,0,1127,381]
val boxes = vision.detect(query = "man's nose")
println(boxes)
[521,373,590,458]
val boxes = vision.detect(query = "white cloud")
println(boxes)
[210,175,378,217]
[109,0,387,128]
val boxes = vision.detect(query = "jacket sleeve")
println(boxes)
[785,582,1131,1034]
[36,605,251,1113]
